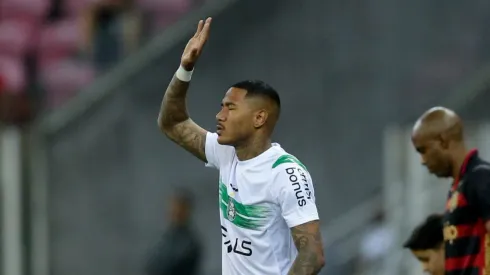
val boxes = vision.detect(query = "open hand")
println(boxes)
[181,17,212,71]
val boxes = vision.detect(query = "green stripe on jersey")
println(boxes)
[219,182,271,231]
[272,154,308,171]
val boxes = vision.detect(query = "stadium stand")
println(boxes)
[0,0,199,111]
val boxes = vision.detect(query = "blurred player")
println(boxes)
[145,188,201,275]
[411,107,490,275]
[404,214,445,275]
[157,18,324,275]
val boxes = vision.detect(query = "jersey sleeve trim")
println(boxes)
[287,216,321,228]
[204,132,219,169]
[272,154,308,172]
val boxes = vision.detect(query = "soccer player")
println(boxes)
[403,214,445,275]
[411,106,490,275]
[157,18,325,275]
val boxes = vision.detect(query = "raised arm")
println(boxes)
[288,220,325,275]
[157,18,212,162]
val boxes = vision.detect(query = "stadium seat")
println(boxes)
[153,12,186,30]
[37,19,81,67]
[0,20,34,57]
[137,0,191,14]
[0,0,50,23]
[138,0,192,31]
[0,56,27,94]
[64,0,100,15]
[39,60,94,108]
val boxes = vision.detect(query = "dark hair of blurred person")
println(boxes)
[145,187,202,275]
[403,214,444,275]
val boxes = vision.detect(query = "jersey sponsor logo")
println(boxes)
[297,167,312,200]
[286,167,312,207]
[447,191,459,212]
[221,225,253,256]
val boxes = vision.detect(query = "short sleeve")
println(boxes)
[467,166,490,221]
[204,132,234,169]
[271,162,320,228]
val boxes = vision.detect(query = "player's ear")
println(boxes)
[253,109,268,128]
[438,133,450,149]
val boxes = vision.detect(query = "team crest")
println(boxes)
[447,191,459,212]
[443,222,458,244]
[227,200,236,221]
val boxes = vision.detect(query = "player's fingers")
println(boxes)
[193,20,204,38]
[199,17,212,42]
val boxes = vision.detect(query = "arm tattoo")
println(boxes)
[158,76,207,162]
[288,220,325,275]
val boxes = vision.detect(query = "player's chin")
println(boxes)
[431,169,450,178]
[217,135,234,145]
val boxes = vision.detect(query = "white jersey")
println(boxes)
[205,132,320,275]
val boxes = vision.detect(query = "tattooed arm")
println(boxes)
[288,220,325,275]
[158,76,207,161]
[157,18,212,162]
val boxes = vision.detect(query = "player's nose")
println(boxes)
[216,111,225,122]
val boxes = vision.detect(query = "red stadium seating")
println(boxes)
[0,0,200,110]
[137,0,191,13]
[0,0,50,24]
[0,56,27,94]
[0,20,35,58]
[39,59,94,108]
[37,19,81,67]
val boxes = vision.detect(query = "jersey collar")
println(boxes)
[451,149,478,191]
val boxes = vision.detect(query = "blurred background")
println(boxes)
[1,0,490,274]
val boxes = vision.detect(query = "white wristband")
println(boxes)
[175,65,194,82]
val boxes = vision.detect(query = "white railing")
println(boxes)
[1,126,23,275]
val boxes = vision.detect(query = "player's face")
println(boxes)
[412,133,452,178]
[215,88,255,146]
[411,248,444,275]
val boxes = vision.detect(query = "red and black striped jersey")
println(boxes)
[444,149,490,275]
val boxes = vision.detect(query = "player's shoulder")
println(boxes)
[271,151,308,173]
[269,150,315,203]
[269,150,310,184]
[467,158,490,179]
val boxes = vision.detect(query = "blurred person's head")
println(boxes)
[169,188,194,226]
[411,106,467,178]
[215,80,280,146]
[403,214,444,275]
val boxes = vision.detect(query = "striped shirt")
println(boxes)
[444,150,490,275]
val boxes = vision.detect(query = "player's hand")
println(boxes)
[181,17,212,71]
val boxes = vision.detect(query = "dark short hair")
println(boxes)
[231,80,281,111]
[403,214,444,250]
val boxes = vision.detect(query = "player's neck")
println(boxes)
[235,137,272,161]
[451,144,469,179]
